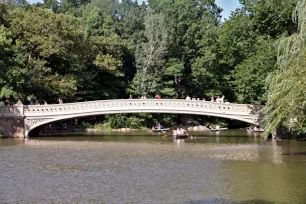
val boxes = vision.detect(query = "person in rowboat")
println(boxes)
[215,125,220,131]
[157,123,162,130]
[176,127,182,135]
[181,128,189,137]
[173,128,177,137]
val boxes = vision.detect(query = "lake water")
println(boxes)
[1,130,306,203]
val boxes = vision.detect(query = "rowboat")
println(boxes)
[173,134,190,139]
[152,128,170,132]
[210,128,228,131]
[247,129,264,133]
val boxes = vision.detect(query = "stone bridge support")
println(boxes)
[0,104,25,138]
[0,117,24,138]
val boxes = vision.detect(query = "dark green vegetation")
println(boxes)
[0,0,305,138]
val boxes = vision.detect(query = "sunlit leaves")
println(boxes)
[10,7,84,60]
[265,0,306,137]
[132,13,168,96]
[232,38,276,103]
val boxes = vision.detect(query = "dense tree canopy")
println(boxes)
[0,0,305,137]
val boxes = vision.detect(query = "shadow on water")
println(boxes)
[281,152,306,156]
[30,129,268,145]
[179,199,278,204]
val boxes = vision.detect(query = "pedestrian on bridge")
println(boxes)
[155,94,161,99]
[211,96,214,103]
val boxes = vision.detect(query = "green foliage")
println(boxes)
[90,34,125,75]
[105,113,152,129]
[0,2,9,26]
[82,6,104,37]
[10,7,84,60]
[0,87,17,98]
[108,114,123,129]
[0,0,303,139]
[93,122,109,131]
[240,0,297,37]
[4,7,85,100]
[219,0,297,103]
[131,12,169,96]
[76,121,93,130]
[43,0,59,12]
[148,0,222,99]
[125,116,146,129]
[218,11,256,68]
[232,38,277,103]
[264,0,306,137]
[162,58,184,98]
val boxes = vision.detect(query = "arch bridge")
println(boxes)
[0,99,264,138]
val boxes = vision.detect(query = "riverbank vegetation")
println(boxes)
[71,114,230,132]
[0,0,305,138]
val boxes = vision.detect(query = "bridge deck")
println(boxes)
[0,99,264,137]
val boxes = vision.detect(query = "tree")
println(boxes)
[265,0,306,137]
[218,0,297,103]
[82,6,106,37]
[43,0,59,12]
[148,0,222,99]
[191,25,222,99]
[240,0,297,37]
[131,13,169,96]
[0,25,16,99]
[162,58,184,98]
[232,37,276,103]
[6,7,85,101]
[0,2,9,26]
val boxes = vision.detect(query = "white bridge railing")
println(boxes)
[0,105,24,117]
[0,99,263,117]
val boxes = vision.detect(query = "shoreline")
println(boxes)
[41,125,233,134]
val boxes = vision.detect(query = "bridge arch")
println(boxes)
[24,99,264,137]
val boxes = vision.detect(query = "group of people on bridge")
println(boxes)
[186,95,225,103]
[129,94,226,103]
[3,94,228,106]
[28,98,63,105]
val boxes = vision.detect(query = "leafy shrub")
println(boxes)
[125,117,146,129]
[75,121,93,130]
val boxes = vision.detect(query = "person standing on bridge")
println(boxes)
[211,96,214,103]
[216,96,221,103]
[58,98,63,104]
[221,95,225,103]
[155,94,161,99]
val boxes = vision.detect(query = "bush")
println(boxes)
[75,121,93,130]
[108,115,124,129]
[94,122,112,131]
[125,117,146,129]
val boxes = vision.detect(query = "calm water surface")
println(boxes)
[1,130,306,203]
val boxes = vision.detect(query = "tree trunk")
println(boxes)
[175,76,181,99]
